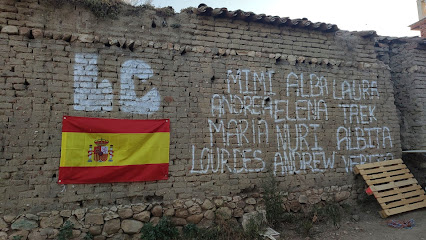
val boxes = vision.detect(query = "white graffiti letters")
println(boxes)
[211,94,273,118]
[191,69,394,176]
[342,152,394,172]
[274,99,328,122]
[336,126,393,151]
[339,104,376,124]
[119,60,161,114]
[190,146,265,174]
[286,72,328,98]
[73,53,160,114]
[335,79,393,171]
[74,53,113,111]
[274,151,336,175]
[332,79,380,100]
[226,69,275,95]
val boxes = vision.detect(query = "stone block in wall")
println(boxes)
[174,209,189,218]
[201,199,214,210]
[9,230,29,240]
[121,220,143,234]
[89,225,102,236]
[151,205,163,217]
[188,205,202,215]
[164,207,175,217]
[67,216,83,230]
[103,211,119,221]
[85,213,104,225]
[216,207,232,220]
[117,208,133,219]
[103,219,120,235]
[1,25,18,34]
[334,191,351,202]
[150,216,160,226]
[131,204,147,213]
[186,214,203,224]
[10,218,38,231]
[0,218,7,230]
[39,215,63,229]
[133,211,150,222]
[241,210,266,231]
[31,28,43,38]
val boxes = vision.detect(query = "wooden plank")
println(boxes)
[379,210,388,218]
[371,178,418,192]
[374,185,422,198]
[355,158,426,218]
[355,159,403,170]
[354,166,361,175]
[377,189,426,204]
[402,150,426,153]
[380,200,426,218]
[366,173,414,185]
[363,168,410,180]
[359,164,407,175]
[381,195,426,209]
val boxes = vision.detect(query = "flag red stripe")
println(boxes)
[62,116,170,133]
[58,164,169,184]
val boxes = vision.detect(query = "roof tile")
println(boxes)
[193,4,339,32]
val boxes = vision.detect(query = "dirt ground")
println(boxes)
[280,202,426,240]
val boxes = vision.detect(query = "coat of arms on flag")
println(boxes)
[88,138,113,162]
[58,116,170,184]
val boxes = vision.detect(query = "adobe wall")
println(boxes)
[0,0,401,222]
[376,37,426,189]
[376,38,426,150]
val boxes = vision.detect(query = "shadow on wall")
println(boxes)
[403,153,426,189]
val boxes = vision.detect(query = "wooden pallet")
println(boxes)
[354,159,426,218]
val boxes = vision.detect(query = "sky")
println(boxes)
[144,0,420,37]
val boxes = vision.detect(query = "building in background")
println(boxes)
[411,0,426,37]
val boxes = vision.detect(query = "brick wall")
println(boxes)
[377,38,426,150]
[421,25,426,37]
[0,0,401,218]
[376,37,426,190]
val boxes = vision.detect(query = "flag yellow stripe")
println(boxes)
[60,132,170,167]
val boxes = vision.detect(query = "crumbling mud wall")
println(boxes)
[0,0,401,229]
[376,37,426,150]
[376,37,426,189]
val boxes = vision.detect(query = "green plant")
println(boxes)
[80,0,121,18]
[12,236,23,240]
[83,232,93,240]
[309,203,342,228]
[244,213,267,240]
[140,217,179,240]
[341,202,355,214]
[297,218,313,237]
[156,7,175,17]
[170,23,181,29]
[180,7,193,14]
[281,212,297,223]
[214,218,246,240]
[48,0,121,18]
[142,3,155,10]
[196,227,220,240]
[181,218,257,240]
[262,173,286,228]
[182,223,200,239]
[57,221,74,240]
[322,203,341,227]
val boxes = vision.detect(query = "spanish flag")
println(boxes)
[58,116,170,184]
